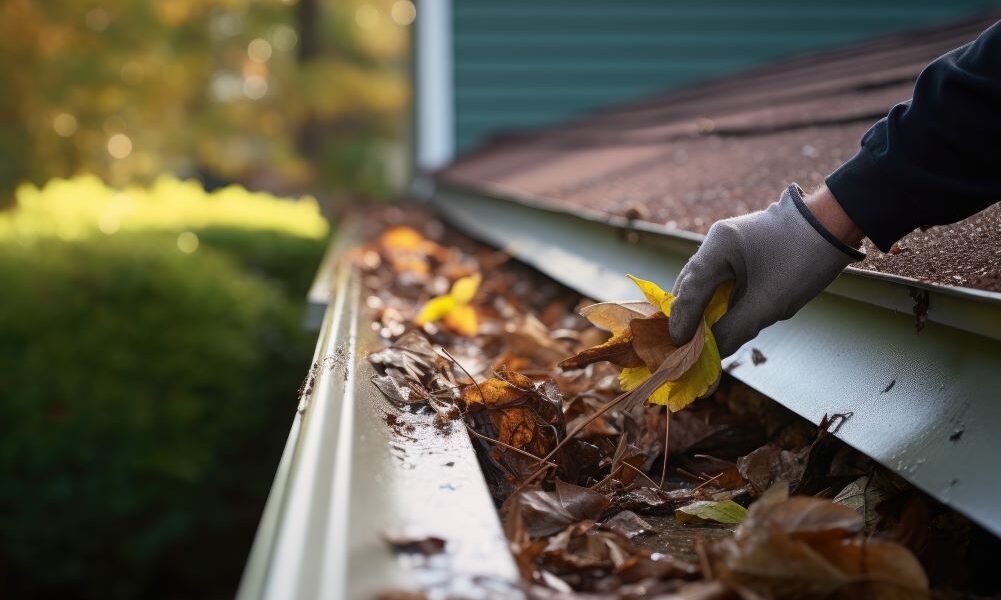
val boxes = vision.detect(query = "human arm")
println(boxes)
[670,22,1001,356]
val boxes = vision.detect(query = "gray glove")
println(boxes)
[669,184,864,358]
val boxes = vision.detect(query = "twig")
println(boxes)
[621,461,663,489]
[677,467,707,482]
[508,462,556,498]
[536,389,631,465]
[692,471,724,491]
[660,407,671,488]
[439,347,484,402]
[465,425,558,468]
[694,536,713,580]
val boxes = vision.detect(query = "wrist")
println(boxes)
[804,185,865,249]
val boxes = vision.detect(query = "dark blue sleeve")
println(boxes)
[825,20,1001,252]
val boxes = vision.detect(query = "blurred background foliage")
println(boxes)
[0,0,411,203]
[0,0,414,596]
[0,0,412,596]
[0,176,329,598]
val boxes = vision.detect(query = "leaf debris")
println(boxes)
[355,210,997,598]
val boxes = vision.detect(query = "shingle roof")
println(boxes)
[439,13,1001,292]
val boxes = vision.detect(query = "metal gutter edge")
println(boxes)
[435,180,1001,341]
[431,184,1001,538]
[239,221,522,600]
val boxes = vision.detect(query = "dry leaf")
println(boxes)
[628,313,676,371]
[559,330,644,370]
[579,301,658,333]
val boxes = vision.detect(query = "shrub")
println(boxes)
[0,176,328,599]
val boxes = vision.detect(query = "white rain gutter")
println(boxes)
[431,182,1001,539]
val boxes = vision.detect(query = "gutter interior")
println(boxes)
[350,205,1001,598]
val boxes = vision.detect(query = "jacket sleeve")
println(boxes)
[825,20,1001,252]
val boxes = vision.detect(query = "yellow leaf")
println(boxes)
[625,274,673,315]
[379,225,425,251]
[415,295,455,326]
[704,281,734,326]
[616,275,730,412]
[450,272,481,304]
[444,303,479,336]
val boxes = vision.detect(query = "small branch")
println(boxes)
[465,425,558,468]
[622,461,662,489]
[692,471,724,491]
[660,407,671,488]
[440,347,484,402]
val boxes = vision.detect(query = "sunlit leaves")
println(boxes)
[564,274,732,411]
[415,272,482,336]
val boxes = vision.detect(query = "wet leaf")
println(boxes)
[737,444,806,495]
[601,510,655,539]
[676,500,748,525]
[746,490,863,542]
[707,484,928,599]
[506,481,612,539]
[371,370,423,407]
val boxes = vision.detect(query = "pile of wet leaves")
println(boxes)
[355,208,1000,599]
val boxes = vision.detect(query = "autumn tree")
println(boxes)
[0,0,411,202]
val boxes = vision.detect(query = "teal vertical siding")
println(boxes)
[452,0,1000,151]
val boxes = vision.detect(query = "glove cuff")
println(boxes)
[786,184,865,262]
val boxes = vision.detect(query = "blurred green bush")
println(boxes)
[0,176,328,599]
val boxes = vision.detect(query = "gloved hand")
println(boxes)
[669,184,865,358]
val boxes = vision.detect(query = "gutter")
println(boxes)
[430,182,1001,538]
[239,218,521,600]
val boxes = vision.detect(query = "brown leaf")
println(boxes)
[505,480,612,539]
[461,377,530,408]
[814,538,929,600]
[504,314,572,368]
[579,301,658,333]
[559,330,644,371]
[629,312,677,371]
[494,406,538,449]
[601,510,655,539]
[737,444,806,495]
[753,496,863,543]
[704,484,926,599]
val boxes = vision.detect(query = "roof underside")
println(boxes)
[439,13,1001,292]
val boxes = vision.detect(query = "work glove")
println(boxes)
[669,184,865,358]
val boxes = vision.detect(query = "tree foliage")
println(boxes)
[0,0,409,201]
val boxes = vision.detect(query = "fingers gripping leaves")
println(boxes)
[561,275,733,412]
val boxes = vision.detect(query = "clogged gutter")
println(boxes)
[354,207,999,599]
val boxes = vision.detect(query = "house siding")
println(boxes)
[452,0,1000,152]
